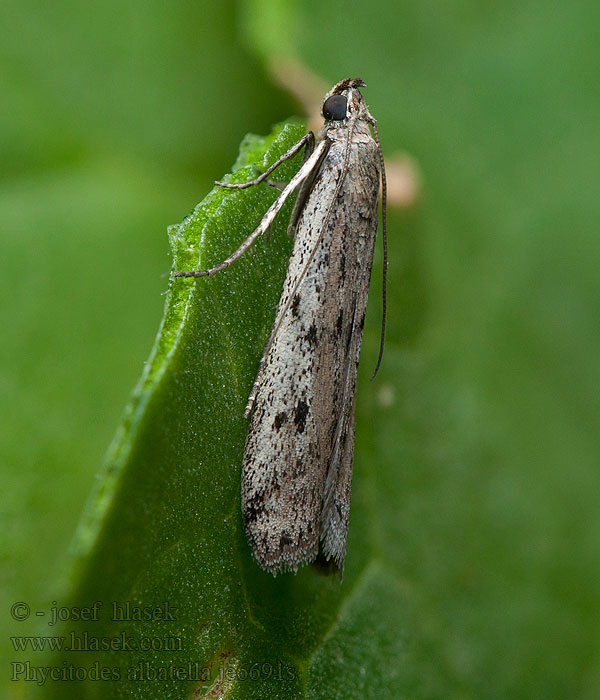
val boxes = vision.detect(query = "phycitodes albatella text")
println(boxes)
[175,78,387,575]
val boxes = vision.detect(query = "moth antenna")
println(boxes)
[368,115,387,380]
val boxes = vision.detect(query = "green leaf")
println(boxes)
[5,2,600,699]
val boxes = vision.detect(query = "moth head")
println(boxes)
[322,78,368,125]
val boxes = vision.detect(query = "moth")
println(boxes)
[175,78,387,575]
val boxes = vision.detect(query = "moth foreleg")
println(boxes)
[175,139,329,279]
[287,137,328,238]
[264,133,317,240]
[215,132,315,190]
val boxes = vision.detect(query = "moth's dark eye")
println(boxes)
[323,95,347,121]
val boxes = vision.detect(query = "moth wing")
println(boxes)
[319,140,381,570]
[320,258,374,569]
[241,319,326,573]
[242,136,379,575]
[241,203,334,574]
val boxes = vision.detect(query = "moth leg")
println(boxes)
[265,133,318,240]
[224,133,317,244]
[287,136,327,238]
[175,139,329,279]
[265,132,316,192]
[215,132,315,190]
[266,180,287,191]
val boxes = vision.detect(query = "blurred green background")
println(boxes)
[2,0,599,697]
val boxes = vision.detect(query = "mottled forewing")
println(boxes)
[242,135,380,574]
